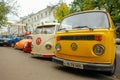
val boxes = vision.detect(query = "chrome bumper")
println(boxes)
[53,57,113,71]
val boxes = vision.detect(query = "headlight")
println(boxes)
[45,44,52,49]
[93,44,105,56]
[56,43,61,51]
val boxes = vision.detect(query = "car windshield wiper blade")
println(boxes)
[58,28,67,31]
[73,26,93,30]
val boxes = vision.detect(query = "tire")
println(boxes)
[107,58,116,76]
[10,43,15,47]
[0,44,3,46]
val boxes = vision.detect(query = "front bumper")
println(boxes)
[31,52,55,58]
[53,57,113,72]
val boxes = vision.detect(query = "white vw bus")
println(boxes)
[31,23,59,58]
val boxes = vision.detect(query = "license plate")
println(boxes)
[63,61,83,69]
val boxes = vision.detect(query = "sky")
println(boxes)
[8,0,74,22]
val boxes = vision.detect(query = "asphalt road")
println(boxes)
[0,46,119,80]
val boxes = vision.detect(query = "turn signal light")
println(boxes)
[95,35,102,41]
[56,36,60,41]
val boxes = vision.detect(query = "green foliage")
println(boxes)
[69,0,120,23]
[54,3,70,23]
[0,0,18,27]
[69,0,83,13]
[0,2,10,26]
[81,0,96,10]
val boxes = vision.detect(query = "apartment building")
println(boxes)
[6,5,57,36]
[21,5,58,33]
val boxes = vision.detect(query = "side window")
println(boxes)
[42,26,55,34]
[43,29,52,34]
[35,28,43,34]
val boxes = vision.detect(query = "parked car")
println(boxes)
[0,35,22,47]
[14,35,32,49]
[53,10,116,75]
[23,40,32,53]
[0,35,5,46]
[31,23,60,58]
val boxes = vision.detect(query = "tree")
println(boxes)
[0,2,10,26]
[69,0,83,13]
[6,0,19,16]
[54,3,70,23]
[69,0,120,23]
[0,0,18,27]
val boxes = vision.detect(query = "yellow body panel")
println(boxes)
[56,29,116,64]
[55,11,116,65]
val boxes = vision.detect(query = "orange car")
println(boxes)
[14,36,32,49]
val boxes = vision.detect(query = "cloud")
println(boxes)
[8,0,74,21]
[17,0,73,17]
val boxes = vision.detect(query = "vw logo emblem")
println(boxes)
[71,43,78,51]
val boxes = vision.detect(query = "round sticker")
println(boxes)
[36,37,41,45]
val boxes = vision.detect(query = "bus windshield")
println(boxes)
[60,12,109,30]
[35,26,55,34]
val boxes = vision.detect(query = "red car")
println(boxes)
[23,40,32,53]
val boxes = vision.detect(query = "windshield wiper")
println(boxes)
[58,28,69,32]
[58,28,66,31]
[73,26,93,30]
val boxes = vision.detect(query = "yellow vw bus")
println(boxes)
[31,23,59,58]
[53,10,116,75]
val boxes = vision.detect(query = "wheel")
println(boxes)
[0,44,3,46]
[11,43,15,47]
[107,58,116,76]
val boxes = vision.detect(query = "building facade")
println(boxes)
[21,5,58,33]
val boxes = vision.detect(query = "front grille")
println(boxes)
[60,35,94,40]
